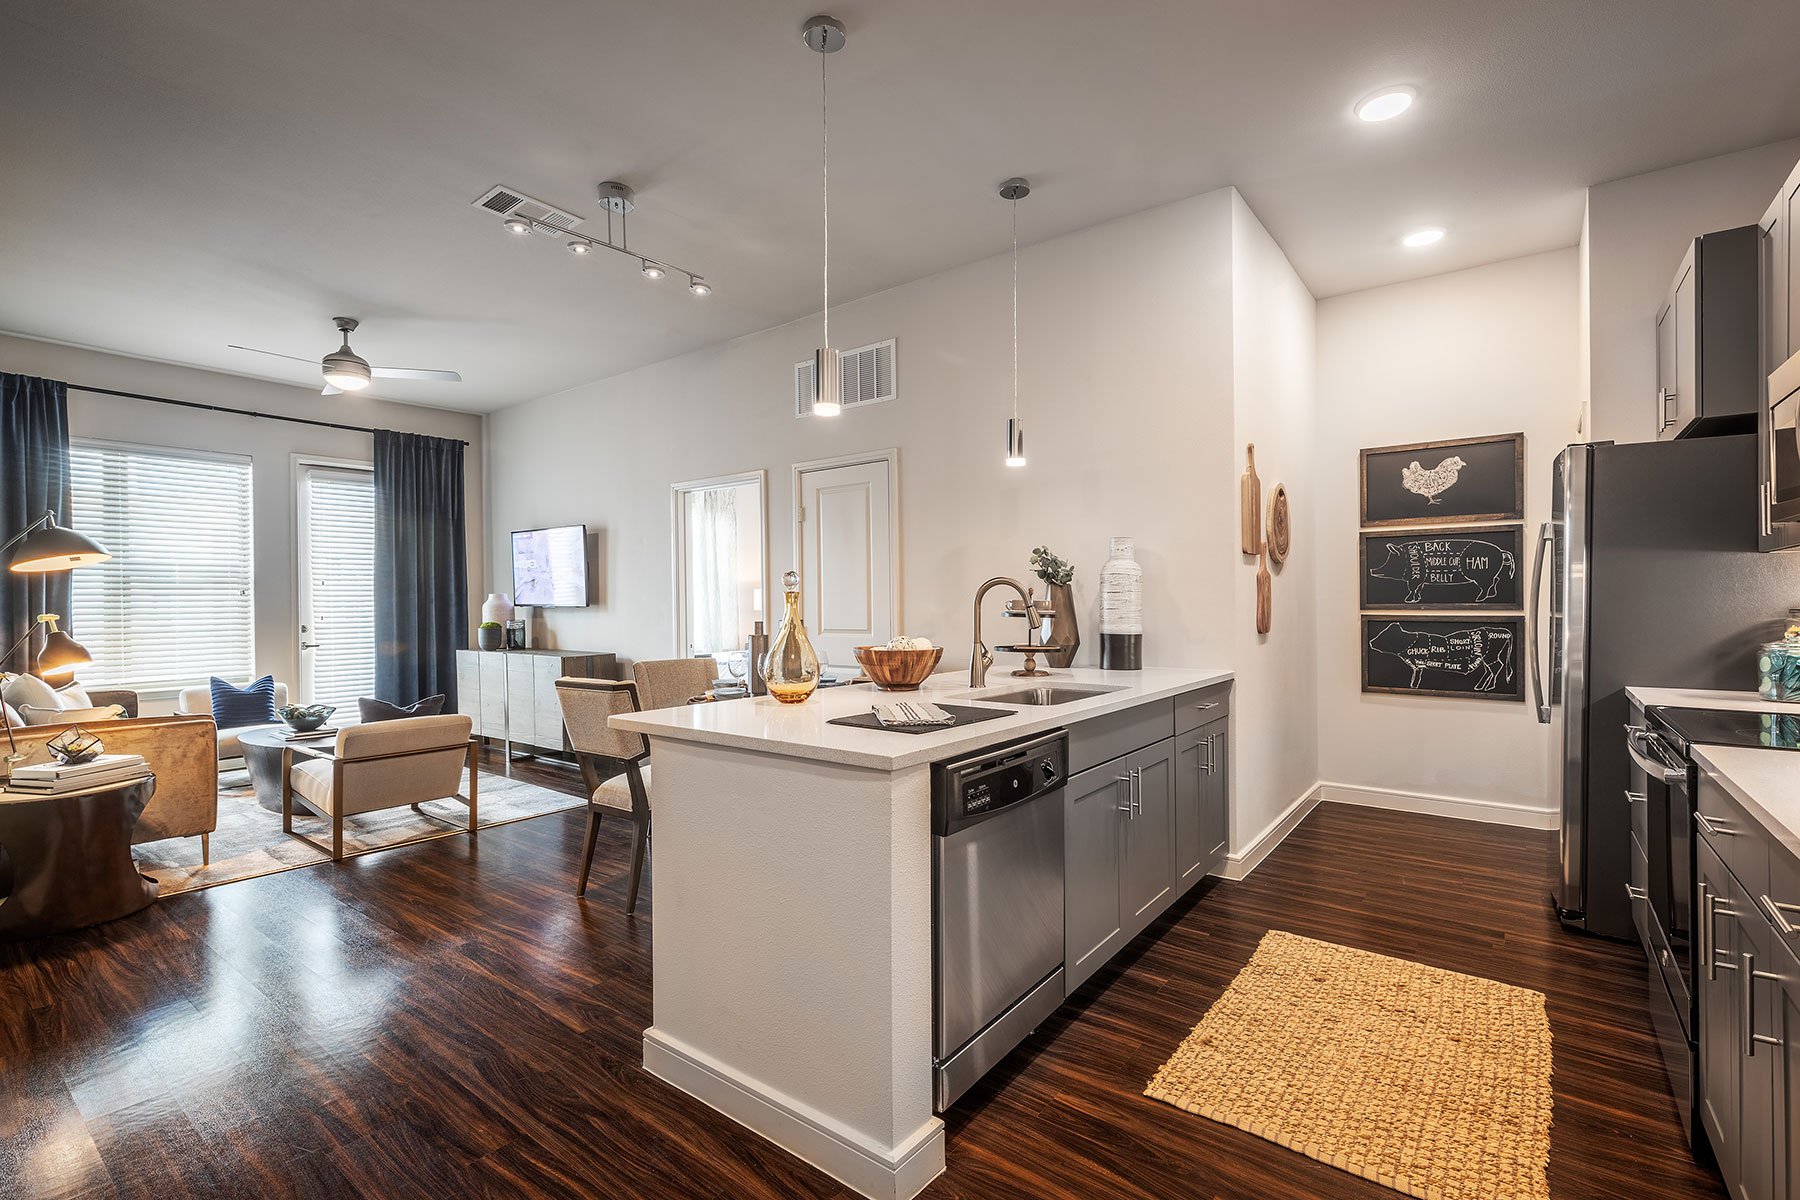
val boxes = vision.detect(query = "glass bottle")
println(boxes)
[761,570,821,704]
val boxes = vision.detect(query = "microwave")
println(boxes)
[1762,350,1800,550]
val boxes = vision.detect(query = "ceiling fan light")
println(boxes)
[502,216,532,235]
[321,350,372,390]
[642,260,666,280]
[688,276,712,296]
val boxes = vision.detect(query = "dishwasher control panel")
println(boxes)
[932,731,1067,836]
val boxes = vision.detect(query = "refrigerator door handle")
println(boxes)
[1527,520,1553,723]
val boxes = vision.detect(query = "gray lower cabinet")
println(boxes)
[1064,686,1231,994]
[1175,716,1228,886]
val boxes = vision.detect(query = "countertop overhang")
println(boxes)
[609,666,1233,771]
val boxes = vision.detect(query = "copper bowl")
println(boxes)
[853,645,944,691]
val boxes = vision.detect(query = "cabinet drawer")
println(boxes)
[1173,684,1230,736]
[1069,701,1173,775]
[1697,768,1769,901]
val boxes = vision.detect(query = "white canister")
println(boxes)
[1098,536,1144,670]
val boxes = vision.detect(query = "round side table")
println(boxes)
[0,775,158,940]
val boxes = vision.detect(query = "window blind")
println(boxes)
[300,469,376,710]
[68,443,256,694]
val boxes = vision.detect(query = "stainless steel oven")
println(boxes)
[931,730,1067,1111]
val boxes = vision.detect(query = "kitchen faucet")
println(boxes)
[970,577,1043,687]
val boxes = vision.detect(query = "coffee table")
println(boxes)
[237,725,348,813]
[0,775,158,939]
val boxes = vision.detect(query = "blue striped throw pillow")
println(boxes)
[210,675,277,728]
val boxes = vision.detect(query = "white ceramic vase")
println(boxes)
[481,592,513,625]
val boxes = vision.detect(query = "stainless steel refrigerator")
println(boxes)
[1539,434,1800,938]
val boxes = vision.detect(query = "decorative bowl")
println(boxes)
[277,703,337,732]
[47,725,104,764]
[852,645,944,691]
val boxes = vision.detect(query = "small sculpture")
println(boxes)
[46,725,104,765]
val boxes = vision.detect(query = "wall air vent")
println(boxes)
[470,184,585,235]
[795,338,896,417]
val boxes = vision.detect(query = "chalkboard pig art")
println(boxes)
[1367,538,1516,603]
[1400,456,1467,505]
[1368,621,1515,692]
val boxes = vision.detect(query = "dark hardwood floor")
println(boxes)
[1,752,1724,1200]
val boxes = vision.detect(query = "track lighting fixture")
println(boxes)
[477,181,711,294]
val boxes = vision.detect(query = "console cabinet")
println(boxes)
[1064,682,1230,994]
[456,648,617,753]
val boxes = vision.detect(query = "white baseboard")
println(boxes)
[642,1028,945,1200]
[1318,782,1559,830]
[1220,784,1322,880]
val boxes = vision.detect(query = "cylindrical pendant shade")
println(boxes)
[1005,418,1027,467]
[37,630,93,677]
[812,347,842,416]
[7,523,110,573]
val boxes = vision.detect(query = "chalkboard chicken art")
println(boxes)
[1368,621,1517,693]
[1400,455,1468,505]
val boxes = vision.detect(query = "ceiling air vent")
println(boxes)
[795,339,897,417]
[470,184,585,235]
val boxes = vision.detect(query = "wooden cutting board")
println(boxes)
[1256,544,1272,634]
[1241,444,1262,555]
[1266,484,1291,564]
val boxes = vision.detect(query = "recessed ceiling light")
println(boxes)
[1402,227,1445,248]
[501,216,532,235]
[1356,87,1415,122]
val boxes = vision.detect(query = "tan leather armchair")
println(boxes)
[4,714,220,863]
[283,714,477,861]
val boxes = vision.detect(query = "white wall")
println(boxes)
[1228,193,1320,853]
[0,333,485,705]
[489,189,1238,679]
[1586,137,1800,444]
[1314,250,1581,824]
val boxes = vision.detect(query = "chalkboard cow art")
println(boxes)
[1368,621,1516,692]
[1367,538,1516,603]
[1400,455,1468,505]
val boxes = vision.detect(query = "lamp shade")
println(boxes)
[36,629,93,677]
[7,522,110,573]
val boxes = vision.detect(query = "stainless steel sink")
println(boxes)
[963,684,1123,706]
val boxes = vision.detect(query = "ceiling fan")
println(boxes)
[229,317,463,395]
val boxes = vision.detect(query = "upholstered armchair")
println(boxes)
[283,714,476,861]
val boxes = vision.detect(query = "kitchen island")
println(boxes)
[610,666,1231,1200]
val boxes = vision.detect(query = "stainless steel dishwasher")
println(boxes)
[931,729,1067,1110]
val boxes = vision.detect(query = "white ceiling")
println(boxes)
[3,0,1797,412]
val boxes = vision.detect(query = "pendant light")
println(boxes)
[803,15,845,416]
[1000,177,1031,466]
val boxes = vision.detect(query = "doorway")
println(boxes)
[671,471,768,662]
[296,460,376,710]
[793,450,899,669]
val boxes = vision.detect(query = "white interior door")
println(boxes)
[797,456,894,668]
[297,463,376,710]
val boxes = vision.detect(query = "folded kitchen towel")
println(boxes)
[871,700,954,728]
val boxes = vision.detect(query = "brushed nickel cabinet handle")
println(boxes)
[1762,894,1800,939]
[1745,951,1785,1055]
[1696,811,1737,838]
[1625,884,1648,902]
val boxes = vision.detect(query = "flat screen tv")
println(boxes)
[511,524,590,607]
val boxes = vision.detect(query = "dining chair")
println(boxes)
[630,657,718,713]
[555,678,651,911]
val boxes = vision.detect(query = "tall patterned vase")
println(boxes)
[1099,537,1143,670]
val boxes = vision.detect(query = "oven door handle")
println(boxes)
[1625,726,1686,786]
[1527,521,1553,724]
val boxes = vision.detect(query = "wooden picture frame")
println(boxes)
[1360,614,1525,702]
[1358,524,1526,611]
[1359,432,1524,527]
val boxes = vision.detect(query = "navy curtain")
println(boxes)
[374,430,468,707]
[0,374,73,672]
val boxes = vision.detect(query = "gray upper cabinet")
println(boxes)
[1064,763,1128,992]
[1760,157,1800,551]
[1786,160,1800,365]
[1656,225,1761,442]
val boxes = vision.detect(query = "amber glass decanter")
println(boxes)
[762,570,821,704]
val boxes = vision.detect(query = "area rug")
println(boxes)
[1144,930,1552,1200]
[131,770,584,895]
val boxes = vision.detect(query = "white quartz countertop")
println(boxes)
[1694,744,1800,862]
[609,666,1233,771]
[1626,686,1800,714]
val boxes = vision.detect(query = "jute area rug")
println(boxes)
[132,769,583,896]
[1145,930,1552,1200]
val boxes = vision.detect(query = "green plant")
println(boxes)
[1030,545,1073,588]
[479,620,502,629]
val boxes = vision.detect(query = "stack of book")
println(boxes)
[4,753,151,794]
[281,726,339,742]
